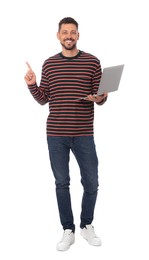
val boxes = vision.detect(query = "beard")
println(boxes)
[60,40,76,50]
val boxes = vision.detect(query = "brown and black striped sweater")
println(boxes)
[28,50,106,136]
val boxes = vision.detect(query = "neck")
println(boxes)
[62,48,79,57]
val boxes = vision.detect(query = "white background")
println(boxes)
[0,0,149,259]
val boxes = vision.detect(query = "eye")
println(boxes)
[62,31,68,35]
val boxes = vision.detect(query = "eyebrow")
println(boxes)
[61,30,77,33]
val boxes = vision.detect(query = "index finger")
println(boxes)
[26,61,32,71]
[103,92,108,97]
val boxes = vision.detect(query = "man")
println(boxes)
[24,17,108,251]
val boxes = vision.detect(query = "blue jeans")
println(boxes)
[47,136,99,232]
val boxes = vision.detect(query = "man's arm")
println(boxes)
[24,62,49,105]
[90,59,108,105]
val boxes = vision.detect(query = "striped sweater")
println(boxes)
[28,50,105,136]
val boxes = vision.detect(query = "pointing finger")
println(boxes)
[26,61,32,71]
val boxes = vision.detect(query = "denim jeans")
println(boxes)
[47,136,99,233]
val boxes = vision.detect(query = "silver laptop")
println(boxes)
[97,64,124,95]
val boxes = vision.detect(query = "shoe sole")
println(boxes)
[81,233,101,246]
[56,239,75,251]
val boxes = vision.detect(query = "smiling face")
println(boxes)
[57,23,79,51]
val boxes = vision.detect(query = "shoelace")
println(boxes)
[87,226,98,238]
[62,231,73,242]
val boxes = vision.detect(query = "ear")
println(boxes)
[57,32,60,40]
[77,32,80,40]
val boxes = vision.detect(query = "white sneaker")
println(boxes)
[81,224,101,246]
[56,229,75,251]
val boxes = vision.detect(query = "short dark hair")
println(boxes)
[58,17,78,31]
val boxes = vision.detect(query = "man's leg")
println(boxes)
[47,136,75,232]
[72,136,99,228]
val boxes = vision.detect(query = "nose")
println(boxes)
[67,32,72,38]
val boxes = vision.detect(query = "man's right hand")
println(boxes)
[24,62,36,85]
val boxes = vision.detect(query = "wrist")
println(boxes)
[96,96,107,105]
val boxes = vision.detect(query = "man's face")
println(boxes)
[57,23,79,50]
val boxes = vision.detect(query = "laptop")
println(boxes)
[75,64,124,100]
[97,64,124,95]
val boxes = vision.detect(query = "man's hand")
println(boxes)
[85,92,108,103]
[24,62,36,85]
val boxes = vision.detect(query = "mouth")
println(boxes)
[65,39,74,44]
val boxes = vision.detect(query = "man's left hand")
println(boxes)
[85,92,108,103]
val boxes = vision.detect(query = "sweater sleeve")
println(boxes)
[91,59,102,95]
[28,66,49,105]
[92,59,108,106]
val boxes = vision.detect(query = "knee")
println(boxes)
[82,180,99,194]
[55,179,70,190]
